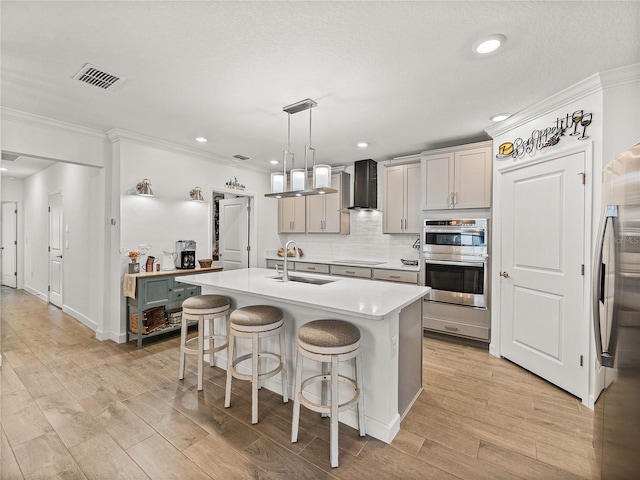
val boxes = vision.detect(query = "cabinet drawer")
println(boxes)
[330,265,371,279]
[372,269,418,284]
[266,259,286,269]
[295,263,329,274]
[422,317,489,341]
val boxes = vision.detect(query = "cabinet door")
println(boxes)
[404,163,422,233]
[142,278,171,307]
[422,152,454,210]
[322,174,342,233]
[383,164,406,233]
[278,196,306,233]
[454,146,491,208]
[306,193,325,233]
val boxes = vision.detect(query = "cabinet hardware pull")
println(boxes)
[308,267,316,270]
[390,275,401,279]
[454,192,458,206]
[400,219,403,230]
[444,325,459,332]
[345,270,355,274]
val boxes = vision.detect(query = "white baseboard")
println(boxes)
[96,330,127,343]
[62,305,98,331]
[23,285,48,303]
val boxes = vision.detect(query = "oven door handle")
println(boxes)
[424,228,486,234]
[424,259,485,268]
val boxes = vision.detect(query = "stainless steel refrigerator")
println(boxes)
[593,141,640,479]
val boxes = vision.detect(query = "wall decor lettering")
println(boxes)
[496,110,593,160]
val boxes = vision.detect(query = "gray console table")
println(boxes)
[124,267,222,347]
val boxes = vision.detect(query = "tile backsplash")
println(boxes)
[278,210,421,261]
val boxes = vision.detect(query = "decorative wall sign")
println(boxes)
[225,176,245,190]
[496,109,593,160]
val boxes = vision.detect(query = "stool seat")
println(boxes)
[298,319,361,354]
[178,294,231,391]
[230,305,283,327]
[183,294,230,315]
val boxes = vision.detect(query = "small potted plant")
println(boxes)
[127,251,141,274]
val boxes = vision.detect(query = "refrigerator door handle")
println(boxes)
[592,205,618,368]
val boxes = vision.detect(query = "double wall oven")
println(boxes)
[422,219,491,342]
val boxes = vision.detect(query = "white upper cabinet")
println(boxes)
[383,160,421,234]
[278,196,306,233]
[306,172,350,234]
[421,141,492,210]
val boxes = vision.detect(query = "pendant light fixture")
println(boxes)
[265,98,337,198]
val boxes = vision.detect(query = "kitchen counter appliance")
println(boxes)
[422,219,491,341]
[175,240,196,269]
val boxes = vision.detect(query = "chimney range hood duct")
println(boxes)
[348,159,377,210]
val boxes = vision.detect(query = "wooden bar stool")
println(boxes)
[224,305,288,424]
[178,294,231,391]
[291,319,365,468]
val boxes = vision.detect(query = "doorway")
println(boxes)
[48,191,63,308]
[211,190,253,270]
[1,202,18,288]
[498,149,587,399]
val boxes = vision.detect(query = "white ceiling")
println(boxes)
[2,1,639,174]
[0,154,56,180]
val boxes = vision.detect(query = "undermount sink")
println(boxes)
[268,275,335,285]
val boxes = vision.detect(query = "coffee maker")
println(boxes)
[175,240,196,269]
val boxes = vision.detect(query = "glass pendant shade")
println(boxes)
[271,172,285,193]
[313,164,331,188]
[290,169,307,191]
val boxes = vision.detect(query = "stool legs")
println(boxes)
[178,316,188,381]
[356,352,365,437]
[225,322,287,425]
[291,349,303,443]
[224,331,235,408]
[251,332,259,424]
[330,355,339,468]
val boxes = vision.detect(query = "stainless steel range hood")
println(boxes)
[348,159,377,210]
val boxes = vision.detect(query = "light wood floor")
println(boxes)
[1,288,599,479]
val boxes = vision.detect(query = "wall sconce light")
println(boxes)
[190,186,204,202]
[136,178,154,196]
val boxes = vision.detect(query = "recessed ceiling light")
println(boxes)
[490,113,511,122]
[473,34,506,55]
[270,159,279,165]
[0,167,7,171]
[195,137,208,143]
[357,142,368,148]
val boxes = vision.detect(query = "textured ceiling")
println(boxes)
[2,1,639,173]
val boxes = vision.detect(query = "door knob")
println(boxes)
[500,271,510,278]
[57,255,63,259]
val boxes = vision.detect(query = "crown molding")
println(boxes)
[1,107,108,142]
[485,63,640,139]
[106,128,271,173]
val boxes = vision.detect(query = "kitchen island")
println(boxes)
[178,267,429,443]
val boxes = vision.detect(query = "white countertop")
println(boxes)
[177,267,429,320]
[264,255,421,272]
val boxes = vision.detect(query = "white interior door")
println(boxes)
[499,151,586,398]
[219,197,249,270]
[2,202,18,288]
[49,192,63,307]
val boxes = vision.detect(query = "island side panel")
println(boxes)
[196,286,401,443]
[398,298,423,417]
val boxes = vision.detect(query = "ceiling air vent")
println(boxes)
[72,63,125,90]
[233,154,250,161]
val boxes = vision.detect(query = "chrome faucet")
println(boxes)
[283,240,298,282]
